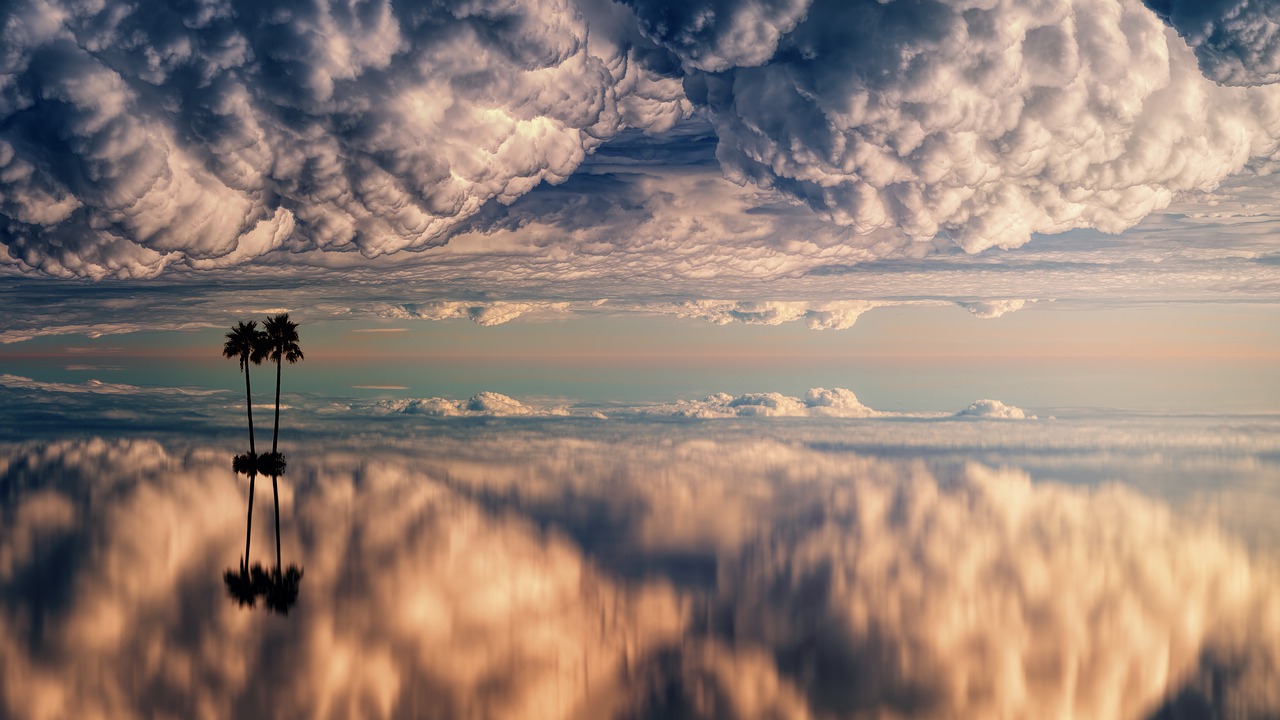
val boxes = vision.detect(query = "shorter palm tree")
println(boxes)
[222,321,265,455]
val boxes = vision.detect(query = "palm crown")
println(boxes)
[222,321,263,371]
[262,314,303,365]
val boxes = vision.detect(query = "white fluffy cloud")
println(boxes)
[0,0,690,278]
[377,391,567,417]
[641,388,879,418]
[5,0,1280,280]
[670,300,883,329]
[675,0,1280,253]
[378,301,571,326]
[955,397,1034,419]
[956,299,1034,319]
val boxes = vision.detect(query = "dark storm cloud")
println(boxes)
[1147,0,1280,85]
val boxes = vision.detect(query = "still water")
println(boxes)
[2,413,1279,719]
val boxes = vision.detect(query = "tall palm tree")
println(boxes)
[222,321,266,454]
[262,313,302,574]
[262,313,303,455]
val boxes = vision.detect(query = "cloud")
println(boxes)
[5,0,1280,282]
[0,320,218,345]
[376,391,569,417]
[0,0,690,278]
[670,300,883,329]
[956,299,1034,319]
[378,301,571,326]
[1149,0,1280,85]
[0,373,222,396]
[955,398,1035,419]
[672,0,1280,253]
[620,0,811,73]
[643,388,879,418]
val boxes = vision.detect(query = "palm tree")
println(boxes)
[261,313,303,455]
[262,313,302,574]
[222,321,265,455]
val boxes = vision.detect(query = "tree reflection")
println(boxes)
[224,452,261,608]
[222,449,304,615]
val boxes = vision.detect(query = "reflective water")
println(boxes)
[3,417,1279,719]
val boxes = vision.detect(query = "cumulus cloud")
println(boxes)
[620,0,810,73]
[1149,0,1280,85]
[643,388,879,418]
[671,0,1280,253]
[376,391,567,417]
[670,300,883,329]
[0,0,690,278]
[956,299,1034,319]
[379,301,571,327]
[955,398,1035,419]
[6,0,1280,281]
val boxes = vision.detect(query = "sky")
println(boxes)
[3,0,1280,412]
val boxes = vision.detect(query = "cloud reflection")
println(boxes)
[1,432,1278,718]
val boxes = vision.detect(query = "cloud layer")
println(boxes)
[0,0,688,278]
[674,0,1280,254]
[5,0,1280,279]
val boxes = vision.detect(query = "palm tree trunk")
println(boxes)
[272,473,282,573]
[272,357,282,454]
[244,365,256,455]
[243,472,256,571]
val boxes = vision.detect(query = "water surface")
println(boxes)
[3,413,1279,718]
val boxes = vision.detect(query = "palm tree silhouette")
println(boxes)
[262,313,302,577]
[224,322,268,590]
[222,321,266,455]
[262,313,303,455]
